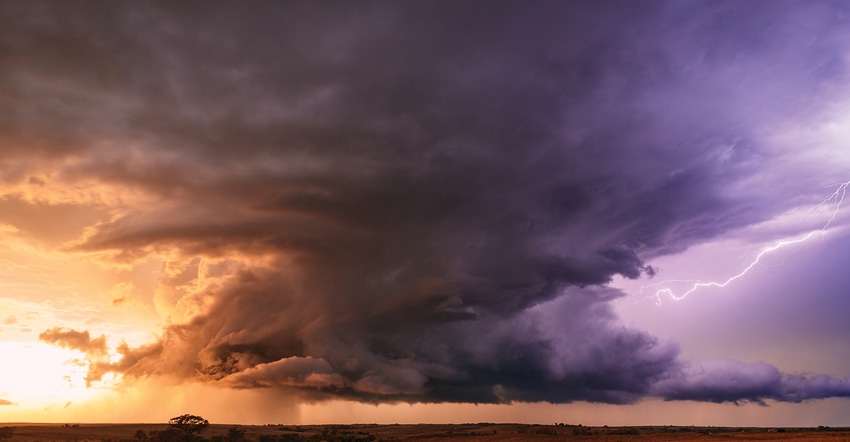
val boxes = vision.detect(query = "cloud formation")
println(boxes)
[224,357,346,390]
[653,361,850,405]
[39,328,107,358]
[4,0,850,407]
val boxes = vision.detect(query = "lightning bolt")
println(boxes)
[641,179,850,305]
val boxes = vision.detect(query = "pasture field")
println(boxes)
[1,423,849,441]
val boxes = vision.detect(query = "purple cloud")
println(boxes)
[654,360,850,405]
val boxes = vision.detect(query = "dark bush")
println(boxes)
[0,427,13,439]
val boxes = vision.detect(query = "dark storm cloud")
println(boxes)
[8,0,850,404]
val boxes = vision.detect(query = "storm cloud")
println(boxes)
[653,361,850,405]
[5,0,850,406]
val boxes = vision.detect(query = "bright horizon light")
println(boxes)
[0,342,110,409]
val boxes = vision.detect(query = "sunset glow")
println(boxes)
[2,0,850,427]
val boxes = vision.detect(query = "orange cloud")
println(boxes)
[38,327,107,358]
[223,356,345,390]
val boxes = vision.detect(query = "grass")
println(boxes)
[1,423,849,441]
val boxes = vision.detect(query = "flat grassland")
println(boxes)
[2,423,849,442]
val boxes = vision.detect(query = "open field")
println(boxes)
[1,423,850,442]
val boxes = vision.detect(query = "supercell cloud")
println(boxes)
[3,0,850,406]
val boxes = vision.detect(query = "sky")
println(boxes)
[1,0,850,427]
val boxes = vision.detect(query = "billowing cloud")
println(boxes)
[0,399,13,406]
[7,0,850,409]
[39,327,107,358]
[654,360,850,405]
[224,357,345,390]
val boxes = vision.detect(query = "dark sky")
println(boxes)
[2,0,850,423]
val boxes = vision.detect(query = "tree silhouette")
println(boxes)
[168,414,209,435]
